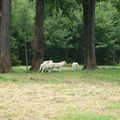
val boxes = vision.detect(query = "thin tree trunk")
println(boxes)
[24,41,28,71]
[30,0,44,71]
[112,50,115,64]
[0,0,2,36]
[83,0,97,70]
[65,49,68,63]
[0,0,2,17]
[0,0,12,73]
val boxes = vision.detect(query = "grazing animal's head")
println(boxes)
[62,61,67,66]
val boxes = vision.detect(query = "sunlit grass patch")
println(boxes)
[4,111,17,119]
[0,102,5,109]
[106,102,120,110]
[54,113,113,120]
[0,66,119,120]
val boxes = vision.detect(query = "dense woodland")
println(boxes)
[0,0,120,72]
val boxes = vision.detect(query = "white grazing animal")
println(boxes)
[53,61,66,72]
[43,60,54,72]
[72,62,79,71]
[39,60,53,72]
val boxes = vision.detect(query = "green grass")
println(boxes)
[0,66,120,120]
[54,113,114,120]
[0,65,120,84]
[106,102,120,110]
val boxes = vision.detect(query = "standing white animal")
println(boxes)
[43,60,54,72]
[53,61,66,72]
[39,60,53,72]
[72,62,79,71]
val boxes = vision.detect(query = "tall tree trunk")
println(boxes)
[0,0,2,31]
[24,41,28,71]
[0,0,12,73]
[83,0,97,70]
[30,0,44,71]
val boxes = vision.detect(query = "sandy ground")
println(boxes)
[0,81,120,120]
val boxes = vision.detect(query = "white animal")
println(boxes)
[44,60,54,72]
[39,60,49,71]
[72,62,79,71]
[53,61,66,72]
[39,60,53,72]
[39,60,67,72]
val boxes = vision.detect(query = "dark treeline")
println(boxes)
[11,0,120,66]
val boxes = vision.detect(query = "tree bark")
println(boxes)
[0,0,2,14]
[30,0,44,71]
[24,41,28,71]
[0,0,12,73]
[0,0,2,32]
[83,0,97,70]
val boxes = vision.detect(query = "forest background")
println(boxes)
[11,0,120,66]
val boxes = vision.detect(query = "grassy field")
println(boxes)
[0,65,120,120]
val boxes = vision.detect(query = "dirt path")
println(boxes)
[0,82,120,120]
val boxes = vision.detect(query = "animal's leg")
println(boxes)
[39,66,41,71]
[59,68,62,72]
[48,69,51,72]
[42,68,45,73]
